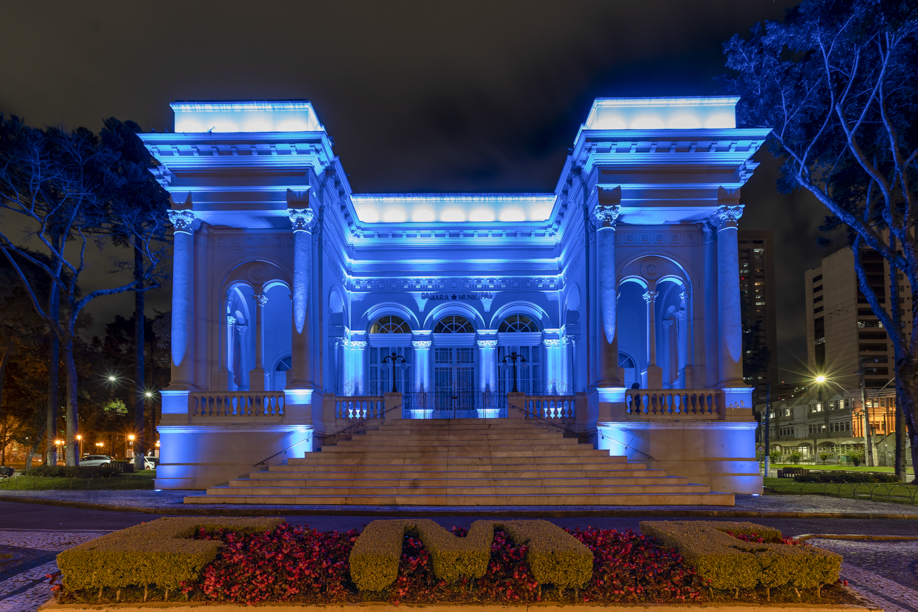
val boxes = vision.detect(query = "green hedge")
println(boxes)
[640,521,841,591]
[23,465,120,478]
[57,517,282,592]
[795,471,900,483]
[348,519,592,592]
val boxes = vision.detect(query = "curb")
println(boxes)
[2,494,918,519]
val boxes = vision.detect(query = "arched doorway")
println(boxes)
[433,315,476,416]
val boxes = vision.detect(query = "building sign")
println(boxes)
[420,292,494,301]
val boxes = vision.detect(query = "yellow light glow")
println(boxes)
[108,375,117,382]
[815,375,827,383]
[129,435,135,441]
[76,435,82,441]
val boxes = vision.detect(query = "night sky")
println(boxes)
[1,1,838,380]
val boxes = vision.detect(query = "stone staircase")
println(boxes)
[185,419,734,505]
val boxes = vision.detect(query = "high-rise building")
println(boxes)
[804,244,913,390]
[737,231,778,401]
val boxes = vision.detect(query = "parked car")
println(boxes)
[143,456,159,470]
[80,455,113,467]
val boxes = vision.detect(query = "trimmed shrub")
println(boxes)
[640,521,841,591]
[23,465,120,478]
[795,471,900,483]
[57,517,282,592]
[348,519,593,592]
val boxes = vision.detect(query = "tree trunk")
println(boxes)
[134,241,146,470]
[63,336,80,467]
[893,358,917,483]
[47,232,61,467]
[0,344,9,432]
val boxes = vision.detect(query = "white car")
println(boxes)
[143,457,159,470]
[80,455,112,467]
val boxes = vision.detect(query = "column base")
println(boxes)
[248,368,270,391]
[641,366,663,389]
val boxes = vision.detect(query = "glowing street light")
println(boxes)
[815,375,826,384]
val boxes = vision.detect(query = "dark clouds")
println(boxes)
[0,0,833,374]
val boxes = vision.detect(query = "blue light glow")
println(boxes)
[171,101,325,133]
[350,194,556,224]
[597,387,627,403]
[583,97,738,131]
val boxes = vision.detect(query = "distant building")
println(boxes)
[737,230,777,402]
[804,244,913,390]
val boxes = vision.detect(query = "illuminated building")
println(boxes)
[141,97,770,494]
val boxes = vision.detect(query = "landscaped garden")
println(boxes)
[50,518,855,607]
[0,468,155,491]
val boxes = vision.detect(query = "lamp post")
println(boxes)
[75,434,82,458]
[814,375,827,463]
[502,352,527,393]
[107,375,156,469]
[381,352,407,393]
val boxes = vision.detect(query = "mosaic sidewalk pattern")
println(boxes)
[0,530,107,612]
[811,538,918,612]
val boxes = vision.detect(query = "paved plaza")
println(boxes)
[0,492,916,612]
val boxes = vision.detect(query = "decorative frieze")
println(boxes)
[348,277,561,292]
[614,228,700,247]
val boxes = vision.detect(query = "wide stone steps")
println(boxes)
[186,419,734,506]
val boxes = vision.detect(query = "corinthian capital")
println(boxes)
[477,340,498,349]
[590,205,621,230]
[642,290,659,304]
[288,208,318,233]
[712,205,744,230]
[168,209,196,234]
[412,340,432,350]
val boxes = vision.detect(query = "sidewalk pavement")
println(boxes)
[1,488,917,517]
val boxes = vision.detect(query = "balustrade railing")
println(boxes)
[625,389,721,418]
[524,396,576,420]
[335,396,384,420]
[191,392,285,417]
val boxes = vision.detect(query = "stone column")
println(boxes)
[662,318,675,388]
[351,341,367,395]
[642,290,662,388]
[287,208,317,389]
[249,293,269,391]
[592,204,621,387]
[167,210,196,388]
[674,309,688,389]
[714,205,745,386]
[236,325,249,390]
[476,340,497,392]
[543,339,563,393]
[226,315,237,390]
[412,340,431,392]
[702,223,718,388]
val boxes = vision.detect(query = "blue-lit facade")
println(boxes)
[142,98,770,493]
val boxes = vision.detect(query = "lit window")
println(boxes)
[434,315,474,334]
[370,316,411,334]
[498,314,539,333]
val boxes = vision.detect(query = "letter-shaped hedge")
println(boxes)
[640,521,841,591]
[348,519,592,592]
[57,517,282,592]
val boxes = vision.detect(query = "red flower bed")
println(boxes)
[183,523,706,605]
[725,531,810,547]
[187,523,359,604]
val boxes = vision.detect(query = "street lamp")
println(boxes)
[381,352,407,393]
[502,352,527,393]
[813,374,829,463]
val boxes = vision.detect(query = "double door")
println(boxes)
[433,347,476,416]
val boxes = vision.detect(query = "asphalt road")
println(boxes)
[1,500,915,535]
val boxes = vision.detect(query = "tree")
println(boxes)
[100,119,170,469]
[722,0,918,482]
[0,116,167,466]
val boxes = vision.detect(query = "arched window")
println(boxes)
[273,355,291,391]
[434,315,474,333]
[498,314,539,333]
[619,353,638,389]
[370,315,411,334]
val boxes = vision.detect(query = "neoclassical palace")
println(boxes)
[142,97,770,494]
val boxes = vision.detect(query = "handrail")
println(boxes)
[253,436,312,467]
[504,398,657,461]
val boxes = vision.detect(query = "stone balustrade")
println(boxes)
[523,395,576,421]
[625,389,722,418]
[335,396,384,420]
[190,391,286,418]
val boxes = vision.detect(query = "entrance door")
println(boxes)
[433,347,476,417]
